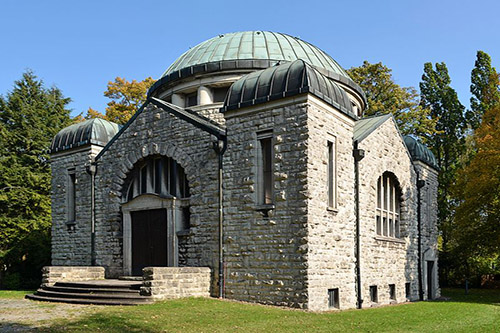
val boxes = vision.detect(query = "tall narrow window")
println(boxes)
[389,284,396,300]
[154,158,162,194]
[328,288,340,309]
[376,173,401,238]
[327,139,336,209]
[370,285,378,303]
[258,132,273,205]
[140,165,148,194]
[67,171,76,222]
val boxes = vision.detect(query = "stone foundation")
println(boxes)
[41,266,105,286]
[140,267,211,299]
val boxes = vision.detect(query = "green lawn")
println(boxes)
[0,290,34,299]
[2,289,499,332]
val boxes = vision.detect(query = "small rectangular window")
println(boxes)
[405,282,411,300]
[327,139,336,209]
[389,284,396,300]
[213,87,229,103]
[186,92,197,107]
[258,132,273,205]
[376,216,381,235]
[67,171,76,222]
[328,288,340,309]
[370,285,378,303]
[383,217,388,236]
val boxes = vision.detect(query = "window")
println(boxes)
[124,156,189,201]
[376,173,400,238]
[328,288,340,309]
[213,87,229,103]
[405,282,411,300]
[67,170,76,222]
[327,139,336,209]
[370,285,378,303]
[389,284,396,300]
[258,131,273,205]
[185,92,197,107]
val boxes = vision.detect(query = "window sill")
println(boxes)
[176,229,192,237]
[255,204,275,217]
[374,236,406,244]
[327,206,338,213]
[65,220,76,226]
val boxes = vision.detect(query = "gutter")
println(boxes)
[213,136,227,298]
[353,140,365,309]
[416,174,426,301]
[86,162,97,266]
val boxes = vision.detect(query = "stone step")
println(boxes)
[34,289,151,301]
[25,293,153,306]
[118,276,143,281]
[54,280,141,290]
[45,285,140,294]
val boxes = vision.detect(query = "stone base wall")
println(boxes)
[141,267,211,299]
[41,266,105,286]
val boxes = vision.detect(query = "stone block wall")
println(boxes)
[50,146,102,266]
[357,118,419,306]
[94,103,220,284]
[415,162,440,299]
[141,267,211,299]
[41,266,105,286]
[223,97,310,309]
[305,98,357,311]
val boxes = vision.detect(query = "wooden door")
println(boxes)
[131,209,167,276]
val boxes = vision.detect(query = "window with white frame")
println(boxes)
[327,138,337,209]
[376,173,400,238]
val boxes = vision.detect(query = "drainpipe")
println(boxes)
[417,174,426,301]
[213,135,227,298]
[87,162,97,266]
[353,141,365,309]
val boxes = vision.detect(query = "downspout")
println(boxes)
[213,135,227,298]
[417,173,426,301]
[353,141,365,309]
[87,162,97,266]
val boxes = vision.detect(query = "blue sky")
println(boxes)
[1,0,499,117]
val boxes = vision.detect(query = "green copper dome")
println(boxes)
[51,118,120,153]
[163,31,348,78]
[403,136,439,170]
[148,31,366,104]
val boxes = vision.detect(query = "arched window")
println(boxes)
[376,173,400,238]
[123,156,189,202]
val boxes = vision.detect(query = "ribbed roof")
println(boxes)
[220,60,355,119]
[403,136,439,170]
[51,118,120,154]
[163,31,348,78]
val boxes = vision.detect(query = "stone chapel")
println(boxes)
[43,31,439,310]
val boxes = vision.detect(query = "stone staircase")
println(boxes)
[26,279,154,306]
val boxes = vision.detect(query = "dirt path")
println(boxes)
[0,298,103,332]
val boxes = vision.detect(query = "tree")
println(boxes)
[347,61,436,141]
[469,51,500,130]
[419,62,467,286]
[453,105,500,283]
[87,77,155,125]
[0,71,73,288]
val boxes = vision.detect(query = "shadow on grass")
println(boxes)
[41,312,158,333]
[0,321,40,332]
[438,288,500,306]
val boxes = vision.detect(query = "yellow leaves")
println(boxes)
[87,77,155,125]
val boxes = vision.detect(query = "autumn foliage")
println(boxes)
[88,77,155,125]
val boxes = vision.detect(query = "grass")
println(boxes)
[1,288,499,332]
[0,290,34,298]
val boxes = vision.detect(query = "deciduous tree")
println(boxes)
[347,61,436,141]
[87,77,155,125]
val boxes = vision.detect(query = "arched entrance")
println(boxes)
[121,155,190,276]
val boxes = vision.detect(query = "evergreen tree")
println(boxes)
[347,61,436,141]
[469,51,500,130]
[0,71,72,288]
[419,62,467,286]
